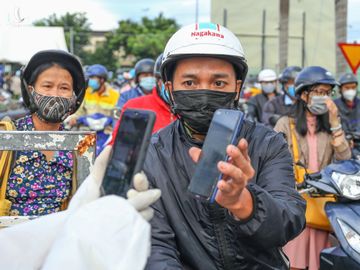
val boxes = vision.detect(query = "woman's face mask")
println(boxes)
[31,88,76,123]
[307,95,329,115]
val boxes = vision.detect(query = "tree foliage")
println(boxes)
[33,12,91,60]
[108,13,179,62]
[33,12,179,71]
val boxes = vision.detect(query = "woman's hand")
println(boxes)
[325,97,340,127]
[189,138,255,220]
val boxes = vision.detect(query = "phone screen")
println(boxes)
[188,109,244,201]
[102,110,154,196]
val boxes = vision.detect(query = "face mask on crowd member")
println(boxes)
[303,84,333,116]
[29,65,77,123]
[343,89,357,101]
[159,83,170,103]
[261,82,276,94]
[166,57,241,136]
[88,77,101,91]
[341,82,358,102]
[287,85,296,97]
[139,76,156,93]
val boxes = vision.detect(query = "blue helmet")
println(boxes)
[295,66,338,95]
[86,64,108,80]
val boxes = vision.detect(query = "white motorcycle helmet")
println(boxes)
[258,69,277,82]
[160,23,248,89]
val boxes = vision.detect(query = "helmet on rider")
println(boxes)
[154,53,163,80]
[86,64,108,80]
[161,22,248,103]
[338,73,358,102]
[258,69,277,94]
[338,73,358,87]
[21,50,86,117]
[134,58,155,83]
[258,69,277,82]
[279,66,302,97]
[154,53,169,103]
[295,66,338,96]
[279,66,302,84]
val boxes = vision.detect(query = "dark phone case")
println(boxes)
[188,109,244,202]
[102,109,155,197]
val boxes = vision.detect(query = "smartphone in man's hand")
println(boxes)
[188,109,245,202]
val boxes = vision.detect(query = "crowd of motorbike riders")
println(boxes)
[0,22,360,270]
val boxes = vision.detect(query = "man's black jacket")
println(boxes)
[144,120,306,270]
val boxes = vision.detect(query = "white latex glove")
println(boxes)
[71,145,161,220]
[127,172,161,221]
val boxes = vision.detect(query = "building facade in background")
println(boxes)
[211,0,339,76]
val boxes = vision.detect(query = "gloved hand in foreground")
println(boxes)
[70,145,161,221]
[127,172,161,221]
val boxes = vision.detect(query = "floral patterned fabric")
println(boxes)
[6,115,73,216]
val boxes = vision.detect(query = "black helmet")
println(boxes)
[154,53,163,78]
[21,50,86,113]
[279,66,302,84]
[295,66,338,95]
[338,73,358,86]
[134,58,155,83]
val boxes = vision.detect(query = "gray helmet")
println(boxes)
[134,58,155,83]
[279,66,302,84]
[338,73,358,87]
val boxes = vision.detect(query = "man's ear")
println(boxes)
[235,80,242,100]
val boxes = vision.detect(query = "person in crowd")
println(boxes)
[113,53,175,135]
[262,66,302,127]
[116,58,156,110]
[274,66,351,270]
[246,68,278,122]
[334,72,360,133]
[143,22,305,270]
[0,50,86,216]
[67,64,119,126]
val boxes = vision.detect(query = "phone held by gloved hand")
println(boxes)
[102,109,155,197]
[188,109,245,203]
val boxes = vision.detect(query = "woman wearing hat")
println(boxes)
[2,50,86,216]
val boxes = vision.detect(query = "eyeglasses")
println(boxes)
[307,86,333,96]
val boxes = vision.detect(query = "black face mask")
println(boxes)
[172,90,237,135]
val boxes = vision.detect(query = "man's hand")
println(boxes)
[189,138,255,220]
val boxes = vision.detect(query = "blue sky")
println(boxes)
[1,0,359,41]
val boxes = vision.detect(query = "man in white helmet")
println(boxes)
[143,23,305,270]
[246,69,278,123]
